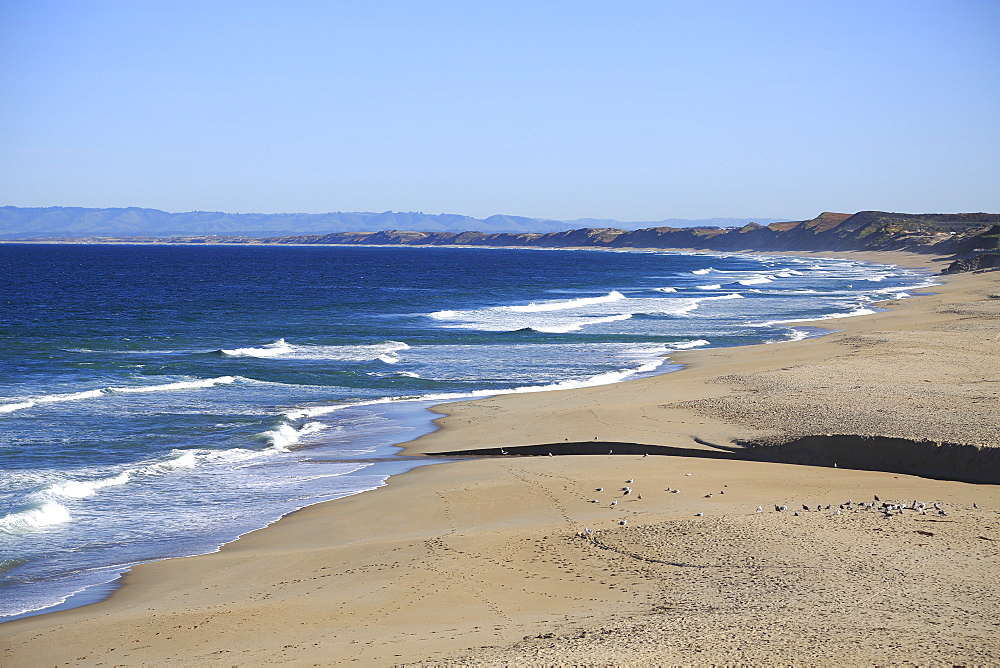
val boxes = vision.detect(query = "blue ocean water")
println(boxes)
[0,243,935,620]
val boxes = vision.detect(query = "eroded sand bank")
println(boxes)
[3,252,999,666]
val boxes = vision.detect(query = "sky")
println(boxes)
[1,0,998,222]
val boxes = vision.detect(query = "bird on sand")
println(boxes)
[695,512,703,517]
[611,499,618,506]
[756,506,763,513]
[619,519,628,526]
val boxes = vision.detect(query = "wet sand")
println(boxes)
[3,250,999,666]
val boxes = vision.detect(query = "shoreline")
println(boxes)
[5,249,999,666]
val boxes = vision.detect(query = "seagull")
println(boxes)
[802,505,809,511]
[874,495,880,501]
[637,493,642,499]
[756,506,763,513]
[583,527,592,535]
[685,473,692,476]
[705,494,713,498]
[719,490,725,494]
[672,489,680,494]
[643,453,649,458]
[548,452,553,457]
[596,487,604,492]
[834,509,841,515]
[619,519,628,527]
[695,512,703,517]
[611,499,618,506]
[974,503,980,509]
[500,448,508,455]
[591,499,599,503]
[939,509,948,516]
[626,479,634,484]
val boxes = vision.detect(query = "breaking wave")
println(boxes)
[0,377,237,415]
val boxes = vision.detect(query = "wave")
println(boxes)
[652,287,677,293]
[734,275,775,286]
[46,471,132,499]
[287,340,713,421]
[0,501,72,534]
[527,313,633,334]
[757,305,879,327]
[671,339,711,349]
[695,284,722,290]
[220,339,410,362]
[505,291,626,312]
[691,268,714,275]
[255,421,330,453]
[0,377,237,415]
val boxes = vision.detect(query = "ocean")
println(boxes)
[0,243,935,621]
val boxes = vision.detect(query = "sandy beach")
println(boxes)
[3,250,999,666]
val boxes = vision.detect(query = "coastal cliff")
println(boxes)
[264,211,1000,258]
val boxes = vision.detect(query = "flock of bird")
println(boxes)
[579,474,967,535]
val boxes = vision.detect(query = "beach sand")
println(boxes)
[3,251,999,666]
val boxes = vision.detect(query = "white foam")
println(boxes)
[695,284,722,290]
[735,276,774,286]
[528,313,633,334]
[0,501,72,534]
[652,287,677,293]
[0,389,104,414]
[698,293,744,302]
[505,291,626,312]
[691,268,714,275]
[758,305,879,326]
[46,472,131,499]
[255,421,329,452]
[111,376,236,394]
[221,339,410,362]
[0,378,235,415]
[671,339,710,349]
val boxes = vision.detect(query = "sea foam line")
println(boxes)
[287,339,710,421]
[0,377,237,415]
[220,339,410,361]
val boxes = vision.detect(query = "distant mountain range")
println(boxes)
[4,207,998,269]
[0,206,788,238]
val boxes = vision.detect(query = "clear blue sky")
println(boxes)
[2,0,998,221]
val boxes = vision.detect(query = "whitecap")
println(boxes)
[46,472,132,499]
[0,501,72,534]
[735,276,774,286]
[255,421,329,453]
[221,339,409,362]
[695,284,722,290]
[506,291,626,312]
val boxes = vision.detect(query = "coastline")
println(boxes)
[4,249,999,666]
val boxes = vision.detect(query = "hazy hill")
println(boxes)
[0,206,788,239]
[261,211,1000,257]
